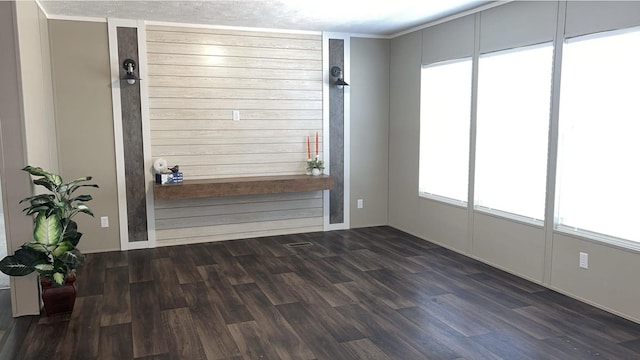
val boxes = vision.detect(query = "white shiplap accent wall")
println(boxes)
[146,25,324,245]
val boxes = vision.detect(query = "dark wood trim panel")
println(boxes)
[117,26,148,243]
[329,38,345,225]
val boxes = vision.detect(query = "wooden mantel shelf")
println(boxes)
[154,174,334,200]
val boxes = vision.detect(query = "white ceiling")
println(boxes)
[38,0,493,36]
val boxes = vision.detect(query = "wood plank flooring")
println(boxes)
[1,226,640,359]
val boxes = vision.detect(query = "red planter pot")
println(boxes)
[40,276,77,315]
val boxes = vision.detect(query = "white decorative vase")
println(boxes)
[311,168,321,176]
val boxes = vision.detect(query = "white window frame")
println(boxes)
[554,26,640,250]
[418,57,473,207]
[473,42,554,225]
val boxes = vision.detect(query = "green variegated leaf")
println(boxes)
[63,176,95,194]
[33,178,56,192]
[22,166,50,177]
[62,219,78,242]
[67,232,82,247]
[21,242,48,253]
[62,218,78,231]
[52,241,74,257]
[21,194,55,215]
[57,199,71,211]
[15,246,48,265]
[17,166,96,281]
[23,166,62,187]
[0,255,34,276]
[59,249,84,266]
[52,272,65,286]
[24,206,50,215]
[34,263,54,272]
[71,195,92,202]
[70,176,93,183]
[34,213,62,245]
[68,184,99,195]
[21,194,55,205]
[76,203,95,217]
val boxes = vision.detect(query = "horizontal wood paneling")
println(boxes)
[153,193,324,244]
[146,25,320,39]
[156,198,322,220]
[152,134,319,146]
[151,120,321,130]
[150,109,320,120]
[157,207,322,229]
[147,65,322,80]
[146,153,308,165]
[149,76,321,90]
[156,218,323,244]
[146,28,321,50]
[149,98,322,110]
[147,42,321,60]
[149,88,321,101]
[152,143,314,156]
[147,53,321,70]
[147,25,324,246]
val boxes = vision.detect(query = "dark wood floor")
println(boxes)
[1,226,640,359]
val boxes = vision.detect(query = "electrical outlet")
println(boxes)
[232,110,240,121]
[579,252,588,269]
[100,216,109,228]
[357,199,363,209]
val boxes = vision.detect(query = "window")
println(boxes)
[556,28,640,243]
[475,44,554,221]
[419,58,472,204]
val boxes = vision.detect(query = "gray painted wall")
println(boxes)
[388,31,422,234]
[350,38,390,228]
[388,1,640,323]
[49,20,121,253]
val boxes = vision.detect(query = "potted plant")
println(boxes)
[306,156,325,176]
[0,166,98,315]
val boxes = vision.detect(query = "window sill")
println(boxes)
[419,192,468,209]
[555,225,640,253]
[474,206,544,228]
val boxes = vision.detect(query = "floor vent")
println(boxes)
[284,241,314,248]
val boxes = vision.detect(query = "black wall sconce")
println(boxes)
[330,66,349,88]
[122,58,138,85]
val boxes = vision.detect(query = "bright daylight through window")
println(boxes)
[557,28,640,244]
[475,44,553,221]
[419,59,472,204]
